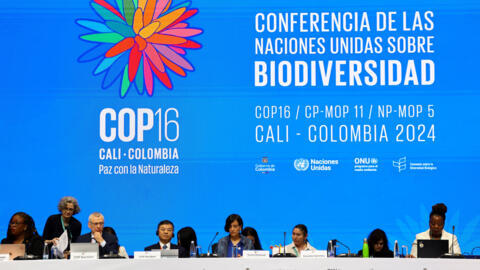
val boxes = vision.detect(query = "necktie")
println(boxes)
[163,244,167,250]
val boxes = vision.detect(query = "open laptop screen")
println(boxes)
[417,239,449,258]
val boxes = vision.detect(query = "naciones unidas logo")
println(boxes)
[77,0,203,98]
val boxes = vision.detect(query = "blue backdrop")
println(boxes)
[0,0,479,255]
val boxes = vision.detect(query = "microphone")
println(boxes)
[207,232,219,256]
[441,225,464,258]
[333,239,351,256]
[272,232,295,257]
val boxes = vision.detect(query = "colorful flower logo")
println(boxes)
[77,0,203,98]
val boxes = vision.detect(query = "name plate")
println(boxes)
[70,252,98,260]
[134,251,161,259]
[0,254,9,261]
[300,250,327,258]
[243,250,270,258]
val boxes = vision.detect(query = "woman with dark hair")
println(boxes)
[103,227,128,258]
[43,196,82,244]
[216,214,254,257]
[1,212,43,258]
[357,229,393,257]
[285,224,316,256]
[241,227,262,250]
[410,203,461,257]
[177,227,197,258]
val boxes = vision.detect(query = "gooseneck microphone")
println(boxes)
[272,232,295,257]
[207,232,219,256]
[334,239,351,256]
[442,225,464,258]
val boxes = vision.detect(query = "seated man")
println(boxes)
[75,212,119,256]
[145,220,178,250]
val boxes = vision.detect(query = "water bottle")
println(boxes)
[190,241,196,257]
[394,240,400,258]
[327,240,335,257]
[43,243,49,260]
[362,238,369,258]
[233,245,238,257]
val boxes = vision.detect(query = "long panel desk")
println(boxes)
[1,258,480,270]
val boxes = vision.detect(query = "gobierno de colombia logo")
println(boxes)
[77,0,203,98]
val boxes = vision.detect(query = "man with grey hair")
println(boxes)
[75,212,119,256]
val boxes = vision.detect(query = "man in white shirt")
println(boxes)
[144,220,178,250]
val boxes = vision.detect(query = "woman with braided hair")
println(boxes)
[410,203,461,257]
[1,212,43,258]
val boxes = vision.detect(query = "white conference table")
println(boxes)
[1,258,480,270]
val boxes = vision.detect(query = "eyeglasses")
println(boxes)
[90,222,104,226]
[63,208,75,212]
[9,222,25,226]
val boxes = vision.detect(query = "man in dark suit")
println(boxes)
[75,212,119,256]
[145,220,178,251]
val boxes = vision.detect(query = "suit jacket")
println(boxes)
[43,214,82,242]
[75,232,119,256]
[144,242,178,251]
[216,235,254,257]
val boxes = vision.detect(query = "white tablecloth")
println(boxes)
[1,258,479,270]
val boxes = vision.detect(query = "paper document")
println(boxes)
[51,230,69,258]
[56,230,69,253]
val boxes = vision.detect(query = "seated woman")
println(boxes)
[357,229,393,257]
[285,224,316,256]
[103,227,128,258]
[216,214,254,257]
[177,227,197,258]
[241,227,262,250]
[43,196,82,245]
[1,212,43,258]
[410,203,461,257]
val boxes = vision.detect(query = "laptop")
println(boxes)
[70,243,99,259]
[0,244,25,260]
[417,239,449,258]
